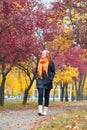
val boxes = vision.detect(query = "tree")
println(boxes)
[63,0,87,48]
[0,0,44,106]
[0,0,18,106]
[15,1,66,104]
[54,65,78,101]
[5,67,30,97]
[54,46,87,100]
[34,1,66,47]
[46,0,87,101]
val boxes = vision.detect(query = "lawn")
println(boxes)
[0,100,37,110]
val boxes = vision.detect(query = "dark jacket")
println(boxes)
[36,61,55,89]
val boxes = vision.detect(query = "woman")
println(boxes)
[36,50,55,116]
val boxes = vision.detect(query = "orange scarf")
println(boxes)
[37,58,49,79]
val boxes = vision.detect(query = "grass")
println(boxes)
[0,100,37,110]
[0,100,86,110]
[37,109,87,130]
[0,100,72,110]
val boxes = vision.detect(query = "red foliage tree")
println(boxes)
[34,2,66,45]
[41,0,87,101]
[0,0,44,106]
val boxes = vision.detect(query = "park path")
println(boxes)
[0,102,87,130]
[0,107,59,130]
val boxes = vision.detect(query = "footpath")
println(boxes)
[0,102,87,130]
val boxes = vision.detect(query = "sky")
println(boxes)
[42,0,55,3]
[41,0,56,7]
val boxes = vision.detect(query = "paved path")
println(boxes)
[0,103,87,130]
[0,107,60,130]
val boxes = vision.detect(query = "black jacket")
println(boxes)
[36,61,55,89]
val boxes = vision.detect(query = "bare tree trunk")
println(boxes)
[64,82,68,102]
[0,74,6,106]
[60,82,64,101]
[23,75,35,104]
[76,79,82,100]
[53,84,57,102]
[81,74,86,99]
[75,75,86,101]
[71,83,74,101]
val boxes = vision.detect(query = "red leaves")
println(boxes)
[0,0,86,78]
[0,0,45,67]
[54,46,87,78]
[43,32,55,41]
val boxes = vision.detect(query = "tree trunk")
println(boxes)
[64,83,68,102]
[53,84,57,102]
[74,75,86,101]
[73,77,77,94]
[76,79,82,100]
[0,74,6,106]
[60,87,64,101]
[71,84,74,101]
[60,82,64,101]
[23,75,35,104]
[81,74,86,99]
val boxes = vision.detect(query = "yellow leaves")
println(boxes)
[72,13,86,22]
[54,65,79,83]
[13,2,22,9]
[6,73,20,95]
[84,13,87,19]
[73,13,79,19]
[64,28,72,34]
[63,16,71,25]
[76,1,86,7]
[6,23,11,27]
[5,67,30,95]
[64,12,80,24]
[51,35,71,53]
[48,17,54,22]
[64,7,87,25]
[63,66,78,82]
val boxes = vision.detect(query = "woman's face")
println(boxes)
[42,50,46,58]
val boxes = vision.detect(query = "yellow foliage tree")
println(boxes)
[5,67,33,96]
[53,65,79,101]
[54,65,79,83]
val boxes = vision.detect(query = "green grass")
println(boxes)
[0,100,86,110]
[37,109,87,130]
[0,100,37,110]
[0,100,71,110]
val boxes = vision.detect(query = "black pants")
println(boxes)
[38,88,50,107]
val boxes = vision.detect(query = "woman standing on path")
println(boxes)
[36,50,55,116]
